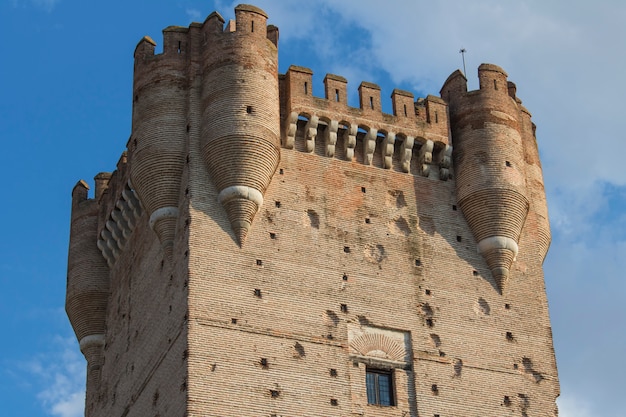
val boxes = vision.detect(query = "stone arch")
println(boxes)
[350,332,406,362]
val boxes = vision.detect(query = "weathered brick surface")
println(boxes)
[66,4,559,417]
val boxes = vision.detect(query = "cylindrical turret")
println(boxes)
[200,4,281,245]
[66,180,109,412]
[442,64,529,292]
[519,103,551,262]
[129,28,189,260]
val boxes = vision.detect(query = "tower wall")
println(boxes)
[66,4,559,417]
[66,180,109,414]
[199,5,281,245]
[442,64,530,291]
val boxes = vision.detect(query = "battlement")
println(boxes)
[441,63,522,108]
[280,65,451,180]
[133,4,277,71]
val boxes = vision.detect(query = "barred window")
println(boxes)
[366,368,394,406]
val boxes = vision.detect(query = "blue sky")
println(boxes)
[1,1,625,416]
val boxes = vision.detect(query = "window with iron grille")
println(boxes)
[366,368,394,406]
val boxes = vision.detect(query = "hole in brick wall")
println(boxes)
[326,333,334,340]
[425,289,431,295]
[330,399,338,406]
[182,350,188,360]
[324,310,339,326]
[456,235,462,242]
[185,186,189,195]
[256,259,263,266]
[476,297,491,315]
[169,305,172,312]
[134,95,138,102]
[186,124,190,132]
[184,250,188,258]
[426,318,434,328]
[180,382,187,392]
[506,331,514,341]
[421,303,433,317]
[431,384,439,394]
[361,186,366,193]
[435,415,440,417]
[254,289,262,298]
[452,205,457,210]
[275,201,281,208]
[344,246,351,253]
[330,368,338,377]
[369,96,374,109]
[279,168,284,174]
[294,342,306,358]
[505,160,512,167]
[246,105,253,114]
[415,259,422,266]
[307,209,320,229]
[365,218,371,224]
[340,304,348,313]
[513,363,519,370]
[503,395,511,406]
[505,303,511,310]
[211,363,217,372]
[430,333,441,347]
[260,358,268,369]
[453,358,463,377]
[473,270,478,276]
[160,260,164,270]
[269,389,279,398]
[231,318,237,324]
[342,274,348,281]
[269,232,276,239]
[439,350,446,357]
[304,81,308,95]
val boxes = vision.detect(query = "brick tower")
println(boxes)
[66,4,559,416]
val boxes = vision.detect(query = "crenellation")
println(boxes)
[358,81,382,112]
[391,88,414,118]
[161,26,189,56]
[66,4,558,417]
[324,73,348,104]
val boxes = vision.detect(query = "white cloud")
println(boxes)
[23,336,85,417]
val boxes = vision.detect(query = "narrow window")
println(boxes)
[494,79,498,90]
[403,104,407,117]
[435,111,439,123]
[251,20,254,32]
[177,41,182,54]
[335,89,340,102]
[304,81,308,95]
[370,96,374,109]
[366,369,394,406]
